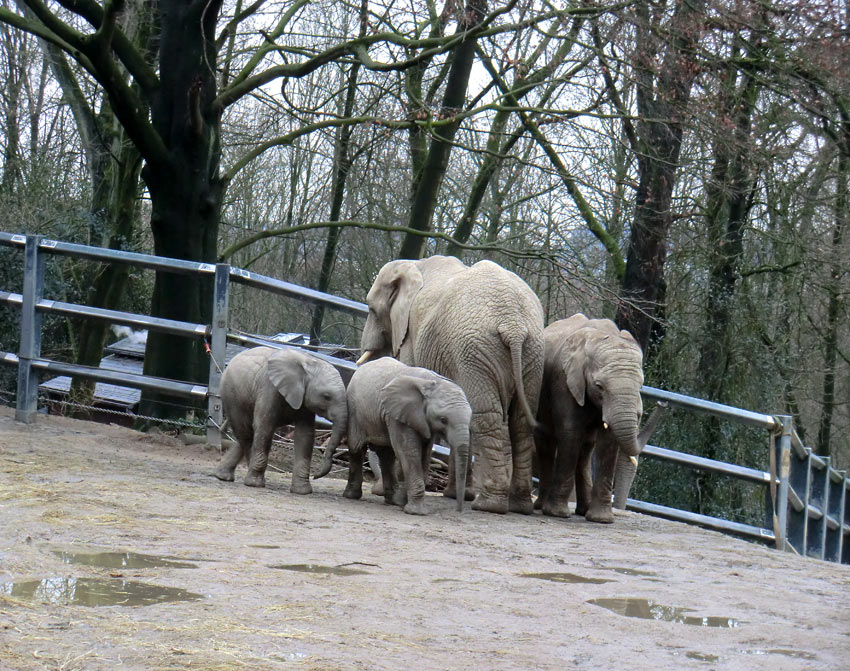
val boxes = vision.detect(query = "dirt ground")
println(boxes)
[1,406,849,671]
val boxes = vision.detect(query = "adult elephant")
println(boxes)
[357,255,544,514]
[535,314,664,523]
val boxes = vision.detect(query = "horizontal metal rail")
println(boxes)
[641,385,777,430]
[1,291,208,338]
[227,332,357,373]
[228,267,367,316]
[0,232,214,276]
[0,351,207,398]
[641,444,772,484]
[0,232,367,315]
[626,499,777,543]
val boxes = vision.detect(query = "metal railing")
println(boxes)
[1,232,847,564]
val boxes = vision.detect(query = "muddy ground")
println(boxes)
[1,405,849,671]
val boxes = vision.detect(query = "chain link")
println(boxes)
[43,396,206,429]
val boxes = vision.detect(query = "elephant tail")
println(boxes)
[505,331,540,434]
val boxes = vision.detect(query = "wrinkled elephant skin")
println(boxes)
[358,256,544,515]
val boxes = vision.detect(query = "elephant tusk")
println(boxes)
[630,456,638,467]
[356,350,374,366]
[603,421,609,430]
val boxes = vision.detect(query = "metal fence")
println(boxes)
[1,232,848,564]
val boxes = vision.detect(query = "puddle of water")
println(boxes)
[600,567,657,577]
[520,572,614,584]
[0,577,203,607]
[588,598,741,628]
[53,550,198,570]
[269,564,369,576]
[742,649,817,660]
[686,651,719,662]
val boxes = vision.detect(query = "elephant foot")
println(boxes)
[387,489,407,507]
[533,497,544,510]
[575,503,587,517]
[443,485,476,501]
[509,493,534,515]
[585,505,615,524]
[212,468,235,482]
[289,480,312,495]
[403,499,427,516]
[243,471,266,488]
[542,502,571,518]
[471,492,509,514]
[371,479,384,496]
[343,484,363,500]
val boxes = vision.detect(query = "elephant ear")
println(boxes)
[561,335,588,407]
[385,262,423,357]
[266,350,307,410]
[380,375,434,438]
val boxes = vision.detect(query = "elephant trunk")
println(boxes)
[613,450,638,510]
[605,406,642,458]
[313,404,348,479]
[637,402,667,449]
[448,427,470,513]
[613,402,667,509]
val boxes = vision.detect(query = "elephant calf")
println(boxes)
[535,314,662,523]
[214,347,348,493]
[343,357,472,515]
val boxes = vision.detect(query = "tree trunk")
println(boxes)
[139,0,225,422]
[816,147,848,457]
[397,0,488,260]
[615,0,706,354]
[309,0,367,345]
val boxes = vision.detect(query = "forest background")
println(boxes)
[0,0,847,525]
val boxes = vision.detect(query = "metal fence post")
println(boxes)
[773,415,793,553]
[825,467,846,563]
[206,263,230,447]
[15,235,44,423]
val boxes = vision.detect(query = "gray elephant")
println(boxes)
[357,255,544,515]
[535,314,664,523]
[213,346,348,493]
[341,357,472,515]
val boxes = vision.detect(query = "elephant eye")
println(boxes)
[439,416,448,424]
[323,392,332,401]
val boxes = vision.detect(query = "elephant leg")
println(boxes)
[244,425,275,488]
[573,448,593,517]
[213,441,244,482]
[289,416,315,495]
[214,417,251,481]
[343,442,365,500]
[376,447,406,507]
[443,447,474,500]
[507,402,534,515]
[542,434,583,518]
[369,450,384,496]
[470,409,512,515]
[586,442,618,524]
[389,426,427,515]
